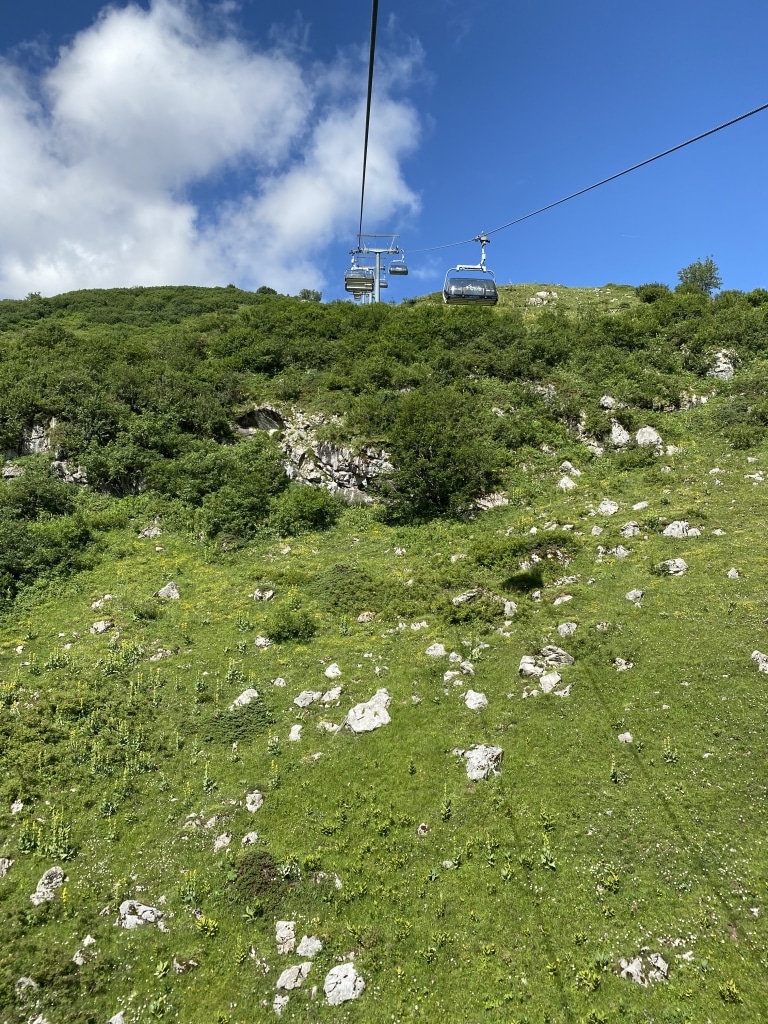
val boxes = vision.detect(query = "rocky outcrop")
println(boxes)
[235,406,392,504]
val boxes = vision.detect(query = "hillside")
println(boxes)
[1,281,768,1024]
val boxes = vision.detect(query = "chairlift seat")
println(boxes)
[388,259,409,276]
[443,274,498,306]
[345,267,375,293]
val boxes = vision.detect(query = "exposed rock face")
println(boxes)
[657,558,688,576]
[344,689,391,733]
[324,962,366,1005]
[636,427,662,449]
[116,899,164,929]
[154,581,180,599]
[707,349,736,380]
[234,407,286,433]
[51,460,87,485]
[276,920,296,954]
[2,464,25,479]
[89,619,114,635]
[619,952,669,985]
[21,420,55,456]
[609,420,630,448]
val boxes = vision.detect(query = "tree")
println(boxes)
[676,256,722,295]
[298,289,322,303]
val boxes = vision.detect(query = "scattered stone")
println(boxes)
[11,798,24,814]
[89,619,114,635]
[297,935,323,957]
[463,745,504,781]
[597,498,619,515]
[322,686,342,703]
[425,643,446,657]
[294,690,322,708]
[116,899,164,929]
[172,957,199,973]
[751,651,768,674]
[2,463,25,479]
[636,426,662,449]
[276,920,296,955]
[618,731,633,744]
[91,594,114,610]
[662,520,695,538]
[591,525,603,536]
[619,952,669,985]
[727,568,740,579]
[357,611,375,622]
[138,523,162,539]
[633,500,649,511]
[620,522,640,538]
[289,725,302,742]
[609,421,630,448]
[250,589,275,601]
[411,620,429,630]
[324,963,366,1006]
[452,589,479,606]
[541,644,574,667]
[324,663,342,679]
[557,622,577,637]
[464,690,488,710]
[276,963,312,991]
[707,349,736,381]
[108,1013,126,1024]
[154,581,180,600]
[241,832,259,845]
[149,648,173,662]
[255,635,273,648]
[519,655,544,678]
[417,823,429,837]
[614,658,634,671]
[503,599,518,617]
[273,994,289,1015]
[609,545,631,558]
[0,857,13,878]
[213,833,232,853]
[30,866,65,906]
[625,589,645,602]
[558,475,577,491]
[344,689,391,733]
[657,558,688,576]
[599,394,616,409]
[559,460,581,477]
[246,791,264,813]
[318,721,340,733]
[539,671,561,694]
[229,688,260,710]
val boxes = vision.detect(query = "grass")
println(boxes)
[2,405,768,1023]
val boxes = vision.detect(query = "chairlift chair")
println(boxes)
[344,258,375,294]
[443,234,498,306]
[388,252,409,276]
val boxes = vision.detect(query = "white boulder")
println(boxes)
[344,689,391,733]
[324,963,366,1006]
[463,745,503,781]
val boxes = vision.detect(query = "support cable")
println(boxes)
[409,100,768,254]
[358,0,379,246]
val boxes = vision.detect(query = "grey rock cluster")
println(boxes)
[30,867,65,905]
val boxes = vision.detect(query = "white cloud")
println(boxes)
[0,0,420,297]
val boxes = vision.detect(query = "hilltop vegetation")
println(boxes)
[1,279,768,1023]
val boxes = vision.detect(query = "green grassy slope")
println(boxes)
[1,283,768,1023]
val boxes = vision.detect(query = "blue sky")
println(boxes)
[1,0,767,300]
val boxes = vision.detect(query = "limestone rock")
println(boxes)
[751,650,768,674]
[727,568,740,579]
[539,671,561,694]
[294,690,322,708]
[463,744,503,780]
[30,866,65,905]
[229,688,259,710]
[609,421,630,448]
[519,655,544,678]
[154,581,180,600]
[0,857,14,878]
[324,663,342,679]
[276,962,312,991]
[557,622,577,637]
[618,732,633,744]
[289,725,302,742]
[620,521,640,538]
[324,962,366,1006]
[322,686,343,703]
[503,599,518,617]
[559,460,581,477]
[2,463,25,479]
[464,690,488,710]
[241,831,259,845]
[246,790,264,813]
[213,832,232,853]
[636,426,662,449]
[599,394,616,409]
[625,589,645,602]
[89,619,114,635]
[707,349,736,380]
[614,658,634,671]
[139,522,162,539]
[662,520,692,538]
[276,920,296,955]
[657,558,688,576]
[425,643,446,657]
[452,589,479,606]
[91,594,114,610]
[108,1013,126,1024]
[344,689,391,733]
[250,588,275,601]
[541,644,574,667]
[116,899,163,929]
[597,498,619,515]
[357,611,375,622]
[609,545,631,558]
[558,475,577,491]
[297,935,323,957]
[273,994,289,1015]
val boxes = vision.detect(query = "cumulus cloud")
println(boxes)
[0,0,420,297]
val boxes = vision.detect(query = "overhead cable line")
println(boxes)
[358,0,379,244]
[409,99,768,254]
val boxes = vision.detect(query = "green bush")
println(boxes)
[267,606,317,643]
[635,282,671,303]
[270,485,343,536]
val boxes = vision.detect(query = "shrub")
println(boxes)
[635,282,671,303]
[270,485,343,536]
[267,606,317,643]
